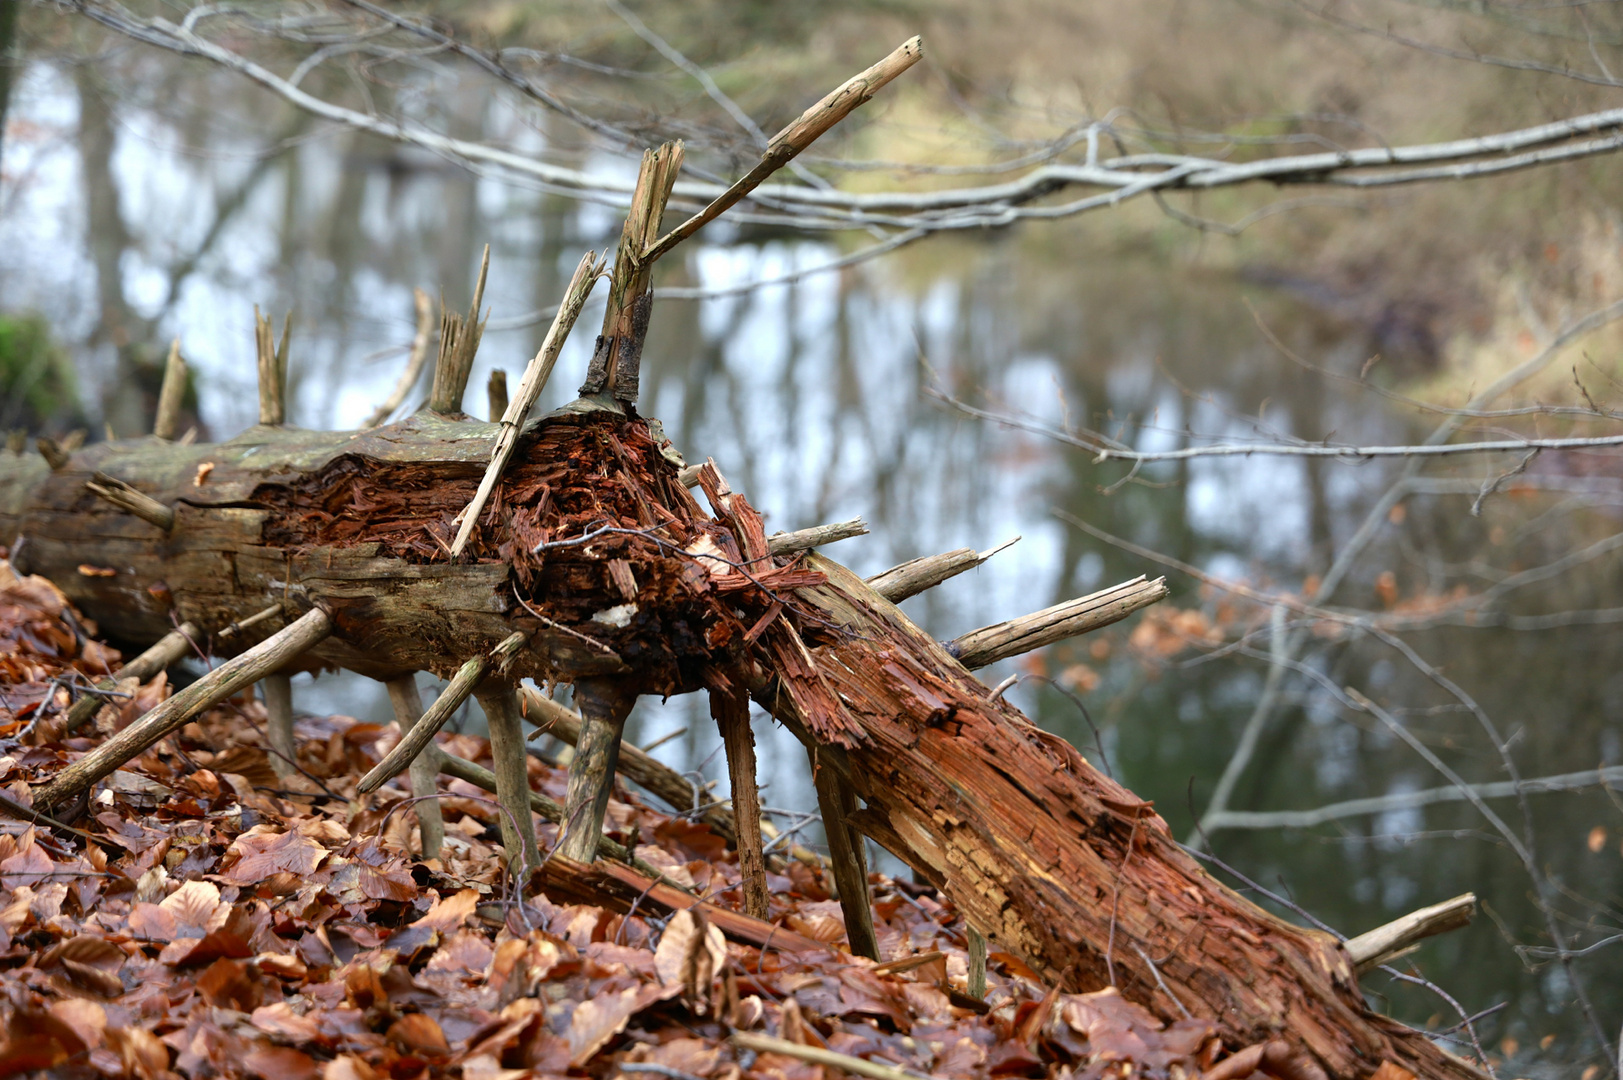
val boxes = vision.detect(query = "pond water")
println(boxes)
[3,57,1621,1074]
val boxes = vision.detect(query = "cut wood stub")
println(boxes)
[559,676,638,862]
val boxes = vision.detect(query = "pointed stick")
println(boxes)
[153,338,187,441]
[642,36,924,264]
[63,621,201,734]
[812,753,879,960]
[356,631,526,793]
[967,928,988,999]
[712,683,769,919]
[486,368,508,421]
[1345,893,1477,974]
[579,146,682,405]
[449,251,602,558]
[429,246,490,414]
[558,676,638,862]
[85,473,174,531]
[476,686,541,880]
[255,307,289,425]
[261,672,296,782]
[365,288,435,428]
[947,576,1169,669]
[385,675,445,860]
[34,607,332,811]
[866,536,1020,603]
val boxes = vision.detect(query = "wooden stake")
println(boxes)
[642,37,924,264]
[356,631,527,793]
[967,928,988,999]
[866,536,1019,603]
[385,675,445,860]
[558,676,638,862]
[1345,893,1476,974]
[428,245,490,415]
[63,620,201,734]
[34,606,332,811]
[85,473,174,531]
[260,671,296,782]
[364,288,435,428]
[449,251,603,557]
[153,338,187,441]
[578,144,682,405]
[712,684,769,919]
[947,575,1169,669]
[255,307,290,426]
[475,686,542,881]
[812,753,879,960]
[486,368,508,421]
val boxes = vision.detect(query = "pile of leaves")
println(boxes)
[0,562,1228,1080]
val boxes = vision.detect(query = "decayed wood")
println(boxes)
[450,250,602,558]
[812,751,879,960]
[260,671,296,782]
[84,472,173,532]
[766,518,868,556]
[746,553,1482,1080]
[581,143,683,404]
[358,632,526,794]
[485,369,507,422]
[947,575,1169,669]
[712,682,769,919]
[153,338,187,441]
[384,674,445,860]
[866,535,1018,603]
[429,245,490,415]
[364,287,435,428]
[62,620,201,734]
[254,307,290,426]
[560,676,638,862]
[36,436,70,471]
[476,685,542,879]
[642,36,925,265]
[35,606,332,811]
[967,928,988,999]
[1345,894,1477,975]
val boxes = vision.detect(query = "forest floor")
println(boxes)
[0,561,1223,1080]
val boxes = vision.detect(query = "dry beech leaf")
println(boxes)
[242,1045,318,1080]
[385,1014,449,1058]
[654,908,727,1015]
[566,983,680,1067]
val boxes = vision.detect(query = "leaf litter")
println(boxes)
[0,562,1228,1080]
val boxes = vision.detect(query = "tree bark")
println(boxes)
[0,411,1482,1080]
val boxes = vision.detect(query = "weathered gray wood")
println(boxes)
[713,684,768,919]
[865,536,1018,603]
[812,753,879,960]
[947,575,1169,669]
[260,672,296,782]
[559,676,637,862]
[1345,893,1476,975]
[385,674,445,860]
[153,339,187,441]
[35,606,332,811]
[429,245,489,415]
[476,685,541,879]
[85,472,174,531]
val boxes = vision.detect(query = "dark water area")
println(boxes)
[3,58,1622,1075]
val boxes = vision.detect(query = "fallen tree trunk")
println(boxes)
[1,410,1480,1080]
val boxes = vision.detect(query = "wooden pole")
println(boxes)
[34,607,332,810]
[153,338,187,441]
[812,751,879,960]
[260,671,296,782]
[712,683,769,919]
[384,674,445,860]
[475,686,542,881]
[559,676,637,862]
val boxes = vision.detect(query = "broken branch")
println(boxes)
[85,473,174,532]
[866,536,1019,603]
[153,338,187,441]
[1344,894,1477,974]
[34,606,332,810]
[767,517,868,556]
[947,575,1169,669]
